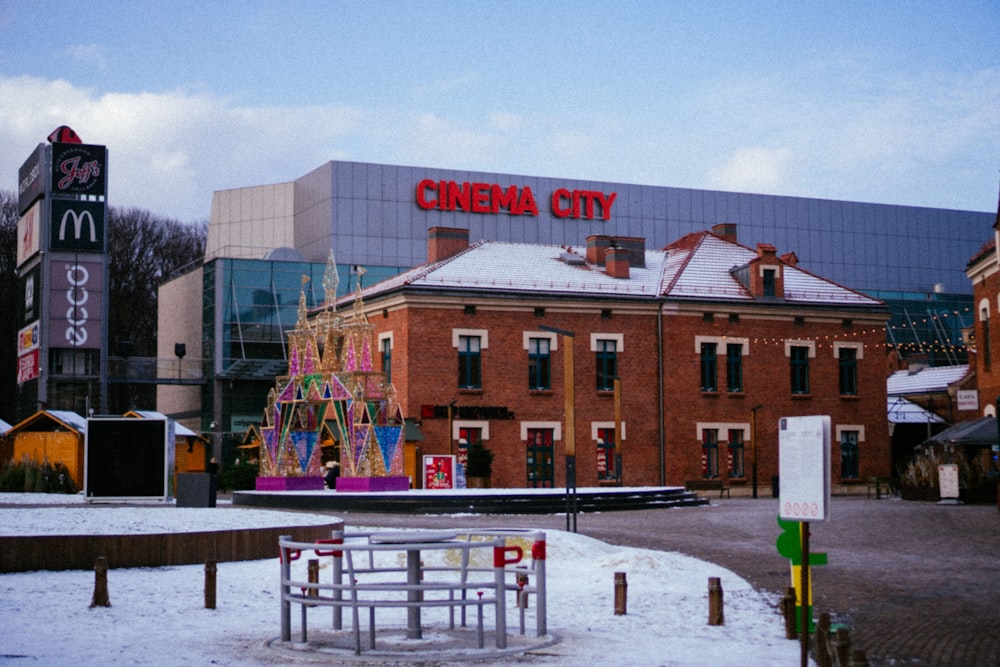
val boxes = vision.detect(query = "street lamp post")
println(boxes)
[751,404,763,499]
[540,325,577,532]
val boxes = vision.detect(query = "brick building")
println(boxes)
[964,201,1000,415]
[337,225,891,492]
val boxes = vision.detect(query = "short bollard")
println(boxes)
[90,556,111,608]
[708,577,724,625]
[782,586,798,639]
[614,572,627,616]
[204,559,217,609]
[307,558,320,606]
[517,571,529,608]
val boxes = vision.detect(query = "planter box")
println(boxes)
[335,476,410,492]
[255,476,324,491]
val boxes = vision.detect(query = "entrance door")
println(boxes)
[526,428,554,488]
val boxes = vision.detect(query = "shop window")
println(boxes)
[701,429,719,479]
[597,427,617,481]
[840,430,859,479]
[728,429,745,478]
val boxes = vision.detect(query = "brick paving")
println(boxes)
[326,495,1000,667]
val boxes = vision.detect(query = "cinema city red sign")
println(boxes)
[416,179,617,221]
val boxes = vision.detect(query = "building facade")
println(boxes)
[160,160,989,468]
[329,226,889,491]
[965,209,1000,416]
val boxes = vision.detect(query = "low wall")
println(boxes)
[0,522,343,573]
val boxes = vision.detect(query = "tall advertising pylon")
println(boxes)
[14,126,109,421]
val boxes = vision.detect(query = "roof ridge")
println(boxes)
[659,231,708,294]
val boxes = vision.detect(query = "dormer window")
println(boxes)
[762,269,776,297]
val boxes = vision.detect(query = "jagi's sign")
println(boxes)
[416,178,617,221]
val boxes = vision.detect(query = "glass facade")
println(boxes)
[199,257,404,462]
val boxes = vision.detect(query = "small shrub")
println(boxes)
[0,457,77,494]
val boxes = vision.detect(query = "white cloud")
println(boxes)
[706,147,793,193]
[63,43,108,70]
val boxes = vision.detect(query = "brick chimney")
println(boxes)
[586,235,646,269]
[586,235,612,265]
[711,223,737,242]
[605,246,630,279]
[427,227,470,263]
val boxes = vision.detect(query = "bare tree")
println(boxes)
[106,207,206,411]
[0,191,18,421]
[0,190,207,420]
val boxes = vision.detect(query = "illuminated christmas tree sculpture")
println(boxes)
[256,253,407,490]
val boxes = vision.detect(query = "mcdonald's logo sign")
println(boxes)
[49,200,105,252]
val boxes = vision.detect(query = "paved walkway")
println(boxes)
[323,495,1000,667]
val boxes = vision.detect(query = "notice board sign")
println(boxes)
[423,455,456,490]
[85,417,173,501]
[779,415,831,522]
[938,464,960,500]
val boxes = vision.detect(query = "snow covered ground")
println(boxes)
[0,492,808,666]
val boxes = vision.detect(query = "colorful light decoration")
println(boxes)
[257,253,405,480]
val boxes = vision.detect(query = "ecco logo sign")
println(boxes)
[63,263,91,347]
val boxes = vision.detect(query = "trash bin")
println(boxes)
[771,475,780,498]
[177,473,216,508]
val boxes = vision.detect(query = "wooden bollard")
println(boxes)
[90,556,111,608]
[308,558,320,606]
[707,577,724,625]
[849,648,869,667]
[834,626,852,667]
[815,612,832,667]
[782,587,798,639]
[613,572,627,615]
[204,559,217,609]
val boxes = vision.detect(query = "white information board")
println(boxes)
[778,415,831,522]
[937,464,960,500]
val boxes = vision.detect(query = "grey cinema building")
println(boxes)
[159,160,992,456]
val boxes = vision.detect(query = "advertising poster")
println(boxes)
[423,455,456,490]
[16,200,41,268]
[17,143,45,215]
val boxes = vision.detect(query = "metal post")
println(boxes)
[614,377,623,486]
[279,536,291,642]
[751,405,762,499]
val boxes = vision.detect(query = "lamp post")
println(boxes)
[751,404,763,499]
[614,376,623,486]
[540,325,577,532]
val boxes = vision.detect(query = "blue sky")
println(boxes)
[1,1,997,223]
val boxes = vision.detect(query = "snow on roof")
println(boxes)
[130,410,198,437]
[0,418,11,434]
[46,410,88,433]
[887,365,970,396]
[887,396,947,424]
[352,233,885,308]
